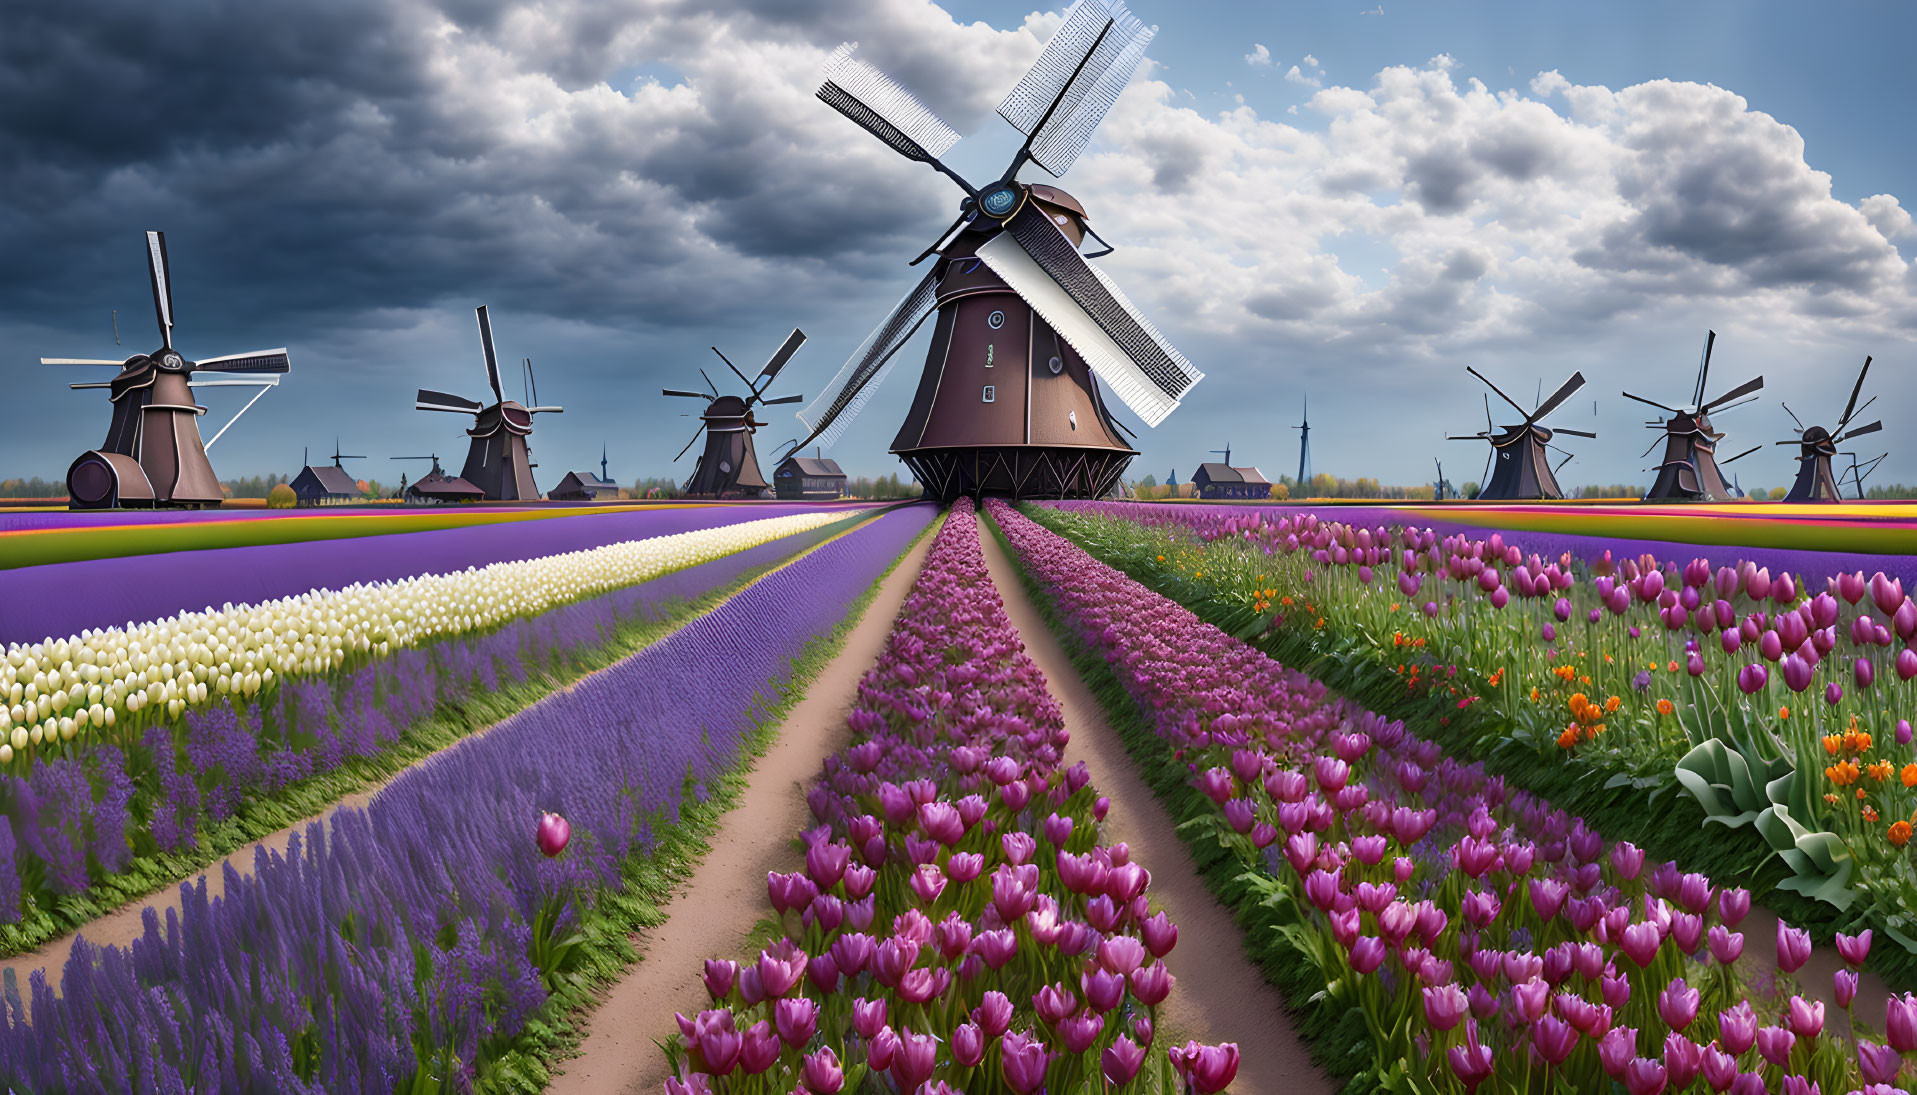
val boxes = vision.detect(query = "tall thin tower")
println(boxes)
[601,442,610,483]
[1294,396,1311,486]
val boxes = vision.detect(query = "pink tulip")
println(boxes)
[1719,888,1750,927]
[1101,1035,1147,1086]
[1718,1001,1758,1055]
[1859,1039,1902,1085]
[1624,1057,1668,1095]
[1534,1015,1578,1065]
[1141,911,1178,957]
[1664,1032,1702,1090]
[1620,921,1662,968]
[1657,978,1699,1031]
[1349,936,1387,974]
[1787,995,1824,1040]
[1000,1031,1050,1095]
[1424,984,1469,1031]
[1754,1025,1794,1068]
[1777,921,1812,973]
[799,1045,843,1093]
[1169,1041,1240,1095]
[891,1028,938,1092]
[1600,1026,1637,1078]
[535,812,570,857]
[775,997,818,1048]
[1837,929,1873,968]
[1837,970,1859,1010]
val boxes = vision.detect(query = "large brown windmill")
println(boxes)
[1447,368,1594,500]
[414,306,562,500]
[665,330,807,497]
[1628,331,1764,503]
[1777,356,1884,503]
[43,231,291,509]
[791,1,1203,501]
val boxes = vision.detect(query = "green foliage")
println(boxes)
[222,473,290,499]
[0,477,65,499]
[267,483,297,508]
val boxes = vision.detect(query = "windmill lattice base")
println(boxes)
[896,446,1131,502]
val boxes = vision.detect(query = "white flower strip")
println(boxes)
[0,511,843,763]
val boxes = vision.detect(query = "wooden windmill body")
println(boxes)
[792,2,1203,501]
[1779,357,1883,503]
[44,231,290,509]
[414,307,563,501]
[1628,332,1764,503]
[664,330,807,498]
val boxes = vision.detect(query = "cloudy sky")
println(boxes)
[2,0,1913,495]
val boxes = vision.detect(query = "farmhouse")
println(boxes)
[773,455,847,500]
[1192,462,1272,500]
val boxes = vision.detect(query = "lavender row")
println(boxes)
[0,511,869,944]
[0,502,856,644]
[0,503,934,1091]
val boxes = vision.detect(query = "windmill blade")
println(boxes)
[711,345,757,394]
[760,393,805,405]
[475,306,504,404]
[1639,435,1666,459]
[41,358,132,366]
[1702,374,1763,411]
[1720,445,1762,465]
[417,388,482,413]
[1445,434,1494,441]
[1466,367,1529,418]
[673,425,706,463]
[146,231,174,349]
[526,405,564,414]
[1710,394,1760,415]
[663,388,712,399]
[1780,402,1804,431]
[1529,371,1586,422]
[699,368,720,397]
[757,328,807,383]
[1840,420,1884,441]
[1553,427,1598,439]
[1622,390,1683,414]
[1554,452,1574,473]
[1694,329,1716,408]
[975,204,1201,426]
[997,0,1153,178]
[1838,356,1873,429]
[911,210,977,266]
[795,268,941,450]
[192,348,292,374]
[817,44,967,190]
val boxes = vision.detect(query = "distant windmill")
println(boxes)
[1211,443,1232,466]
[327,438,364,470]
[667,329,806,497]
[1628,330,1763,503]
[600,442,612,485]
[1433,457,1448,502]
[44,231,291,509]
[1775,356,1883,503]
[414,306,563,500]
[1294,396,1312,486]
[1447,367,1594,500]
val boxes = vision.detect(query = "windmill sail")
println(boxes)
[998,0,1152,176]
[795,269,940,449]
[818,44,961,166]
[193,349,292,374]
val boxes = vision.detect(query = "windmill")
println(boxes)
[327,438,364,471]
[1433,457,1449,502]
[665,329,807,497]
[414,306,562,500]
[1627,331,1764,503]
[1446,367,1593,500]
[43,231,291,509]
[1775,356,1883,503]
[1295,396,1312,487]
[790,2,1203,501]
[1844,452,1888,500]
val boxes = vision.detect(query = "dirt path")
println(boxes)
[978,526,1333,1095]
[548,528,935,1095]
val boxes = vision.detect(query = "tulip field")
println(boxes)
[11,494,1917,1094]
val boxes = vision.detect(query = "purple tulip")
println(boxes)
[1736,664,1768,694]
[1837,969,1859,1010]
[775,997,819,1048]
[1447,1020,1493,1092]
[1600,1026,1637,1078]
[1754,1025,1794,1068]
[740,1019,781,1075]
[1901,718,1914,745]
[1837,928,1873,968]
[1718,1001,1758,1055]
[972,990,1013,1038]
[535,812,571,857]
[1664,1032,1702,1090]
[1900,648,1917,681]
[1349,936,1387,974]
[1512,976,1550,1022]
[1101,1035,1147,1086]
[1777,920,1812,973]
[1620,921,1662,968]
[1890,993,1917,1052]
[1657,978,1699,1031]
[1705,923,1742,965]
[1423,983,1469,1031]
[800,1045,844,1093]
[1825,680,1843,705]
[1781,652,1814,692]
[1624,1057,1668,1095]
[1130,961,1174,1006]
[1859,1039,1902,1085]
[1534,1015,1578,1064]
[1787,995,1823,1040]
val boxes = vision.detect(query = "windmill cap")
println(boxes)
[1027,185,1088,221]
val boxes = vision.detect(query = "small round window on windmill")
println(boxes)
[987,310,1005,329]
[1048,356,1063,375]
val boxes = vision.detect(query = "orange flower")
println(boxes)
[1826,793,1843,806]
[1864,805,1880,823]
[1530,687,1541,703]
[1826,760,1860,787]
[1156,555,1166,563]
[1859,788,1870,801]
[1825,735,1844,757]
[1869,761,1895,783]
[1554,665,1577,682]
[1281,596,1293,606]
[1891,821,1912,847]
[1557,726,1580,749]
[1580,675,1592,685]
[1488,668,1505,688]
[1668,660,1680,673]
[1902,764,1917,788]
[1780,706,1792,720]
[1656,699,1676,717]
[1604,653,1614,664]
[1606,696,1622,714]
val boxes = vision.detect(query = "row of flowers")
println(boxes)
[0,510,845,769]
[1047,501,1917,965]
[661,501,1238,1095]
[0,514,864,953]
[992,498,1915,1095]
[0,505,934,1091]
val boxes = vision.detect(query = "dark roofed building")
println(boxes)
[1192,462,1272,500]
[773,455,848,500]
[406,469,484,505]
[289,464,362,506]
[548,470,619,501]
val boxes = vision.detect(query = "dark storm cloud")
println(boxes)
[0,0,962,334]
